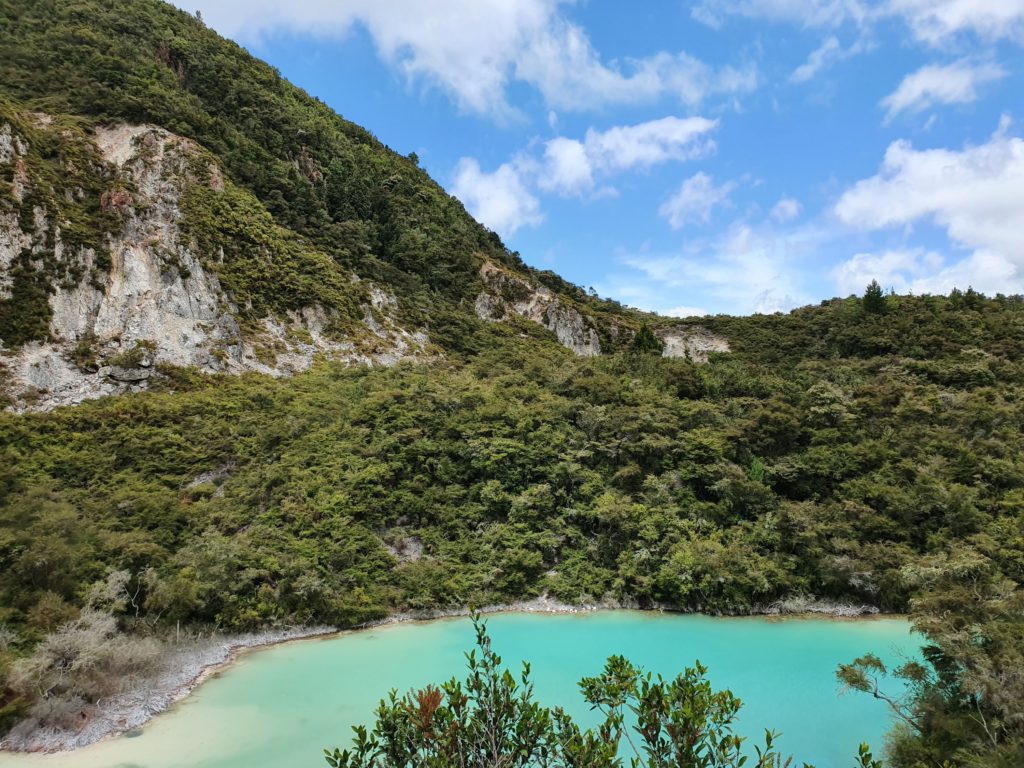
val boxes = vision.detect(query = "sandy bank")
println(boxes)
[0,626,335,754]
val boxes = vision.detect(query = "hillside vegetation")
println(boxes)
[0,0,642,349]
[0,1,1021,765]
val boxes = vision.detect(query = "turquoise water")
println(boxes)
[1,612,919,768]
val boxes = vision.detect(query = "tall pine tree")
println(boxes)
[862,280,887,314]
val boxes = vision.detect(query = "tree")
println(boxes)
[838,552,1024,767]
[631,324,664,355]
[325,617,880,768]
[862,281,887,314]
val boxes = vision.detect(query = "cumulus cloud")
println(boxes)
[905,250,1020,295]
[832,249,1018,297]
[514,28,757,111]
[179,0,547,117]
[881,60,1005,120]
[835,120,1024,294]
[770,197,802,223]
[658,173,735,228]
[584,117,719,173]
[451,158,542,237]
[539,117,719,197]
[537,137,594,196]
[454,115,718,231]
[178,0,756,118]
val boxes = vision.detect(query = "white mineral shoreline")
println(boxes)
[0,596,889,755]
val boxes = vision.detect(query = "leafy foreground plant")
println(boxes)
[325,617,882,768]
[836,560,1024,768]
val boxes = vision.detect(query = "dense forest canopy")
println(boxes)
[0,1,1021,765]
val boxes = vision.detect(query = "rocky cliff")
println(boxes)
[474,261,602,356]
[1,102,728,413]
[474,261,729,361]
[0,111,427,411]
[657,327,730,362]
[0,0,736,414]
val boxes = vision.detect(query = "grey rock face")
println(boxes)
[473,262,730,363]
[0,120,427,412]
[658,327,730,363]
[474,262,601,357]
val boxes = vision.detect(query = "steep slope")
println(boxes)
[0,99,428,409]
[473,259,728,359]
[0,0,639,331]
[0,0,727,409]
[0,0,501,302]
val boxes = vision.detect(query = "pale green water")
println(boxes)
[0,612,919,768]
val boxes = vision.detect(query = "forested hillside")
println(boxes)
[0,1,1021,765]
[0,0,650,352]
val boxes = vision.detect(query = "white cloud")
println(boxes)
[659,173,735,228]
[792,37,842,83]
[906,250,1019,295]
[831,248,944,295]
[889,0,1024,44]
[790,35,871,82]
[832,248,1017,296]
[451,158,542,236]
[692,0,871,29]
[881,60,1005,120]
[455,115,717,227]
[181,0,549,117]
[693,0,1024,44]
[537,138,594,196]
[770,197,803,223]
[535,116,719,197]
[665,305,710,317]
[622,222,824,314]
[584,117,719,173]
[835,120,1024,294]
[514,28,757,111]
[179,0,756,118]
[835,121,1024,257]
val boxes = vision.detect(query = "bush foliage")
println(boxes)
[325,617,884,768]
[0,1,1021,763]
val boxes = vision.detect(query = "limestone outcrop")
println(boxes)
[474,262,730,362]
[474,262,601,356]
[0,119,426,411]
[658,327,730,362]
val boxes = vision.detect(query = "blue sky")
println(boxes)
[175,1,1024,316]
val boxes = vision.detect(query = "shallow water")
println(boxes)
[0,612,919,768]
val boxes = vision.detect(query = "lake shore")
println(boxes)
[360,594,883,627]
[0,596,885,755]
